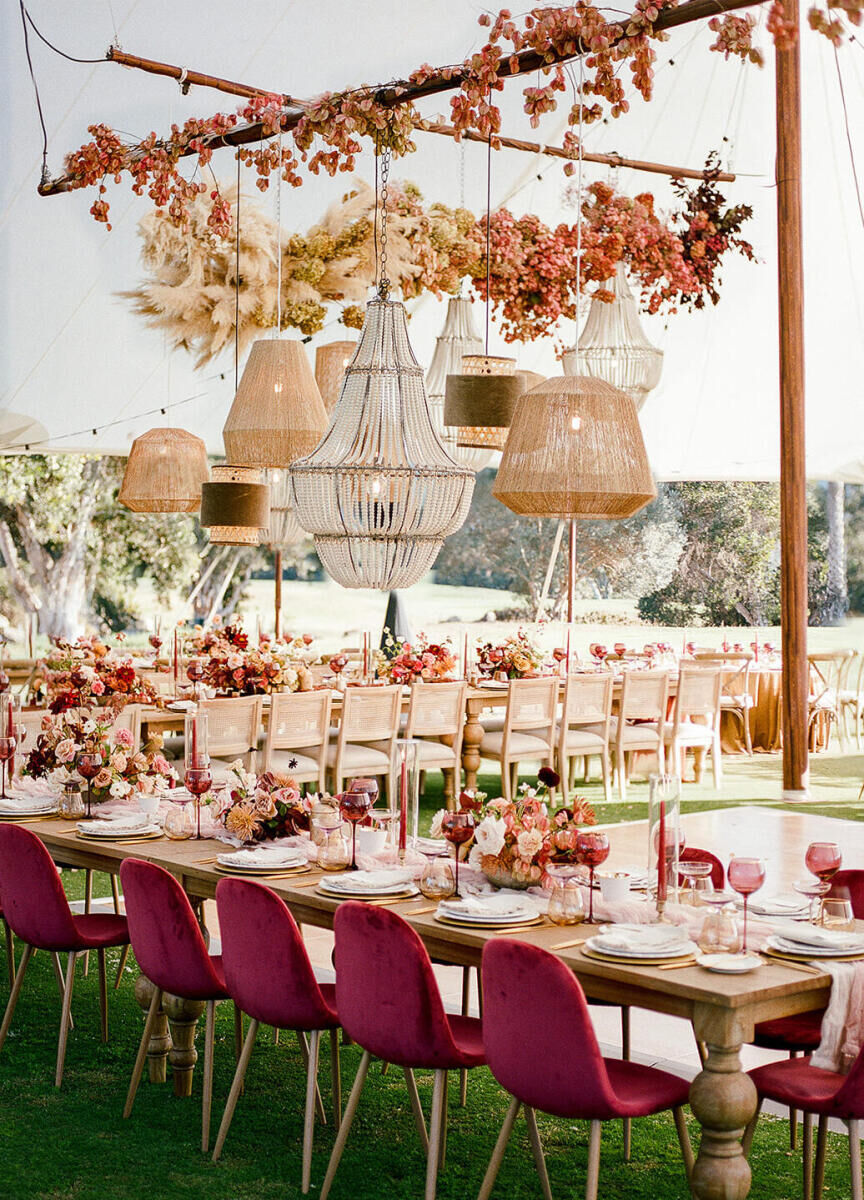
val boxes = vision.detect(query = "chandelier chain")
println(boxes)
[378,143,391,298]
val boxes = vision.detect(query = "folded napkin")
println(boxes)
[811,962,864,1072]
[77,813,156,836]
[773,923,864,952]
[439,894,533,919]
[8,778,57,801]
[592,923,692,954]
[749,896,810,917]
[322,868,415,893]
[0,795,57,814]
[218,844,306,868]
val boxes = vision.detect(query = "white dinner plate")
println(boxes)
[767,934,864,958]
[438,907,537,925]
[318,879,419,898]
[586,936,697,960]
[216,854,307,872]
[696,952,762,974]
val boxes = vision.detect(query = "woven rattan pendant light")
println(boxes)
[315,340,358,414]
[444,353,522,450]
[201,465,270,545]
[426,295,492,470]
[561,262,663,409]
[118,427,209,513]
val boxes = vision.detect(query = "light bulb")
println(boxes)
[571,415,582,432]
[370,476,383,497]
[274,381,284,394]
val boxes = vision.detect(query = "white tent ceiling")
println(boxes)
[1,1,863,481]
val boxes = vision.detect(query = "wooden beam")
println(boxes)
[38,0,760,196]
[106,47,296,106]
[776,34,809,798]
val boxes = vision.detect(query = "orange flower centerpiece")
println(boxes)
[376,633,457,685]
[186,619,311,696]
[213,760,315,843]
[36,636,160,714]
[476,630,544,680]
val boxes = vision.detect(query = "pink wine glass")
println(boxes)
[727,856,766,952]
[340,791,373,869]
[76,750,103,819]
[441,810,476,897]
[576,831,610,923]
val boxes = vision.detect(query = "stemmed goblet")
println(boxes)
[575,831,610,923]
[441,810,476,898]
[679,859,715,906]
[340,791,373,870]
[727,856,766,952]
[76,750,103,819]
[184,711,211,839]
[186,658,205,702]
[799,841,842,923]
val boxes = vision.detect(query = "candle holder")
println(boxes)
[392,739,420,862]
[648,774,682,922]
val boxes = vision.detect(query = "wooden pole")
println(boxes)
[776,33,809,798]
[568,519,577,625]
[274,549,283,641]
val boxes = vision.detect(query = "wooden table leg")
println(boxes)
[134,974,172,1085]
[693,746,706,784]
[462,707,484,793]
[689,1004,757,1200]
[162,992,207,1098]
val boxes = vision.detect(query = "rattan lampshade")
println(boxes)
[118,427,209,513]
[562,263,663,410]
[515,370,546,393]
[425,296,491,471]
[222,339,328,468]
[444,354,523,451]
[200,465,270,545]
[314,340,358,414]
[493,375,656,519]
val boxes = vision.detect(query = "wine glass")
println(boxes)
[184,711,210,838]
[793,877,832,925]
[340,791,373,869]
[348,776,380,826]
[805,842,842,882]
[440,810,476,897]
[185,764,212,839]
[727,856,766,952]
[149,633,163,660]
[0,735,15,801]
[575,831,610,923]
[186,659,205,701]
[76,750,103,818]
[679,859,715,906]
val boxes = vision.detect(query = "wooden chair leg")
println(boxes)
[55,951,77,1088]
[2,919,13,989]
[110,874,121,913]
[438,1070,448,1170]
[123,984,163,1118]
[621,1007,631,1163]
[425,1069,446,1200]
[83,871,93,977]
[601,752,611,803]
[585,1120,602,1200]
[97,948,108,1043]
[0,943,33,1054]
[201,999,216,1153]
[114,944,130,990]
[813,1113,828,1200]
[330,1028,341,1130]
[741,1099,763,1157]
[319,1049,371,1200]
[50,951,73,1026]
[803,1111,813,1200]
[848,1119,863,1200]
[790,1050,800,1150]
[234,1003,243,1063]
[301,1029,321,1194]
[673,1106,694,1185]
[297,1031,326,1123]
[524,1105,553,1200]
[403,1068,429,1153]
[478,1097,520,1200]
[743,709,753,756]
[212,1017,259,1162]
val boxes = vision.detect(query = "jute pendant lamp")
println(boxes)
[118,427,209,513]
[315,340,358,414]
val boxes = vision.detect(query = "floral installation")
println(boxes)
[186,619,310,695]
[476,629,544,679]
[53,7,856,236]
[375,632,457,685]
[23,711,177,803]
[212,760,315,843]
[34,636,160,714]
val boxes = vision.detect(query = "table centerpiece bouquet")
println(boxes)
[186,619,313,695]
[430,769,597,889]
[23,710,177,803]
[33,635,161,714]
[476,629,544,680]
[376,632,457,685]
[212,760,315,842]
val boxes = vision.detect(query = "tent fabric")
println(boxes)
[1,2,863,482]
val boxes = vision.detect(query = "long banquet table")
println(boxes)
[20,803,856,1200]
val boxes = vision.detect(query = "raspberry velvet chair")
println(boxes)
[479,939,693,1200]
[0,823,130,1087]
[213,877,342,1193]
[320,902,486,1200]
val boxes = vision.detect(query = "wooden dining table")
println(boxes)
[17,803,855,1200]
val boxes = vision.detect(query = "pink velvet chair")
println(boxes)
[746,1047,864,1200]
[213,878,341,1192]
[479,939,693,1200]
[0,824,129,1087]
[120,858,234,1152]
[320,902,485,1200]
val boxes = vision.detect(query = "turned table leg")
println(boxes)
[462,705,484,793]
[690,1004,757,1200]
[134,975,172,1085]
[163,993,207,1098]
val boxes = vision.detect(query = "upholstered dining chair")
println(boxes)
[612,669,669,802]
[199,696,264,778]
[479,677,558,803]
[555,672,614,805]
[326,684,401,798]
[319,902,486,1200]
[479,939,693,1200]
[664,665,723,789]
[402,681,467,796]
[120,858,238,1152]
[263,689,332,792]
[213,878,341,1191]
[0,824,130,1087]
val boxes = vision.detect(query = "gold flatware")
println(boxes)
[761,956,823,976]
[658,958,698,971]
[550,936,589,951]
[404,905,437,916]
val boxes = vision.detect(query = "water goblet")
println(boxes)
[679,859,714,905]
[76,750,103,818]
[440,810,476,897]
[184,764,212,839]
[727,856,766,952]
[340,791,373,869]
[575,831,610,923]
[805,842,842,883]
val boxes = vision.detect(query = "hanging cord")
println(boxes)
[275,132,283,335]
[484,114,492,357]
[459,140,467,297]
[378,143,391,298]
[834,45,864,232]
[19,3,106,64]
[234,152,241,391]
[19,2,49,184]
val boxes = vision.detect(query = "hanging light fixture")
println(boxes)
[290,142,474,590]
[266,470,306,548]
[562,261,663,409]
[315,340,358,414]
[426,295,493,470]
[119,428,209,513]
[200,465,270,545]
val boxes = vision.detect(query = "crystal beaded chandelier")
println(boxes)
[425,294,492,471]
[290,145,474,590]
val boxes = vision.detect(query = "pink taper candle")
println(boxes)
[657,797,667,903]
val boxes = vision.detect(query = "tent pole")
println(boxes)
[274,549,282,641]
[568,519,577,625]
[776,32,809,799]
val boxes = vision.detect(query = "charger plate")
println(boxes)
[762,945,864,964]
[581,945,695,967]
[76,828,164,843]
[433,912,544,931]
[214,863,311,878]
[315,885,419,902]
[0,810,58,821]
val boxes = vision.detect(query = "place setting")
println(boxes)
[74,812,164,843]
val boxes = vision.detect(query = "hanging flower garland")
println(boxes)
[57,4,859,234]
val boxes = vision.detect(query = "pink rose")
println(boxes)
[152,754,171,775]
[91,679,106,696]
[114,728,134,749]
[55,738,78,764]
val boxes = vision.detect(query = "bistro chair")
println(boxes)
[479,677,558,803]
[111,703,142,753]
[611,670,669,802]
[263,689,332,792]
[120,858,238,1152]
[326,684,401,798]
[694,651,755,755]
[402,681,467,796]
[839,651,864,750]
[0,824,130,1087]
[320,902,485,1200]
[479,939,693,1200]
[808,651,855,752]
[213,879,341,1191]
[664,665,723,789]
[555,672,613,805]
[199,695,264,777]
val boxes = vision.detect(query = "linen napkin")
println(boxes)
[811,962,864,1073]
[76,813,158,836]
[748,896,810,918]
[321,868,415,893]
[590,923,692,954]
[439,893,534,920]
[217,843,307,868]
[771,923,864,953]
